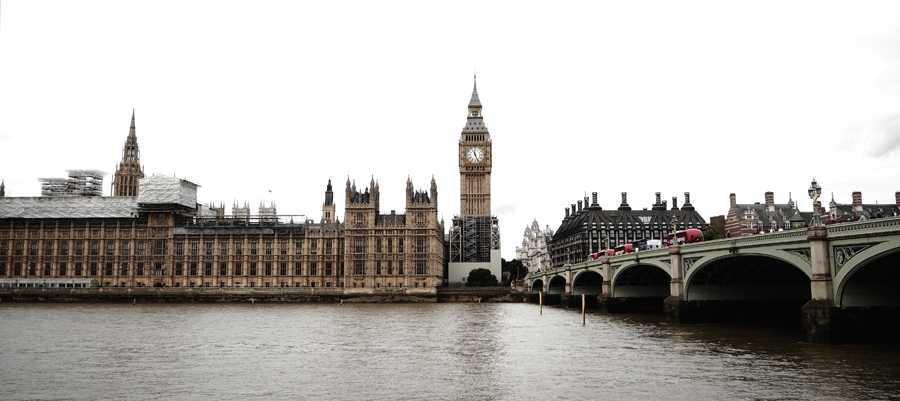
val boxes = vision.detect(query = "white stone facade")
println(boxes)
[515,219,553,274]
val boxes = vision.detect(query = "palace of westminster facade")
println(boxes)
[0,81,500,289]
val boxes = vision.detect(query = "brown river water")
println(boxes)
[1,303,899,401]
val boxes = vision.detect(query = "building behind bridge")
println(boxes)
[549,191,708,268]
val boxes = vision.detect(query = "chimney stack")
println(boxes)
[565,207,570,218]
[671,196,679,210]
[765,191,774,211]
[684,192,691,205]
[852,191,862,208]
[730,193,737,208]
[618,192,631,211]
[895,191,900,207]
[655,192,662,204]
[591,192,598,207]
[577,200,583,212]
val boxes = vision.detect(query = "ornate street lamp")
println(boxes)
[808,178,823,227]
[671,214,678,246]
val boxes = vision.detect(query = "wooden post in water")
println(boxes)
[539,292,543,315]
[582,294,585,325]
[133,298,136,305]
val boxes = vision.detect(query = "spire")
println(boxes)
[468,73,482,108]
[0,179,5,197]
[128,109,136,138]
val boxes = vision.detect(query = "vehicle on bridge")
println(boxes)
[590,249,615,259]
[666,229,704,246]
[614,244,635,255]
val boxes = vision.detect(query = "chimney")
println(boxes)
[852,191,862,208]
[618,192,631,211]
[684,192,691,205]
[730,193,737,208]
[655,192,662,204]
[577,200,583,212]
[591,192,598,207]
[565,207,570,218]
[765,191,774,207]
[895,191,900,207]
[671,196,679,210]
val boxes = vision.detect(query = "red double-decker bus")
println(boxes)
[666,229,704,246]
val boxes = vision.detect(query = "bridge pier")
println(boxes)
[801,226,844,344]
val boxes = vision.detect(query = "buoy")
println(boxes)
[340,299,343,305]
[251,298,254,304]
[133,298,136,305]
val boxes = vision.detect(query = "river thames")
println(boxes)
[1,303,899,401]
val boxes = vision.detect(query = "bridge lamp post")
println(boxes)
[808,178,823,227]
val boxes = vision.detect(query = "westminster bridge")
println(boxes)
[526,216,900,344]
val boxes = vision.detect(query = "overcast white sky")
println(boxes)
[2,1,900,259]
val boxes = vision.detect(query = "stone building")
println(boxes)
[724,192,812,238]
[826,191,900,223]
[111,110,145,197]
[447,77,501,284]
[549,192,708,267]
[515,219,553,274]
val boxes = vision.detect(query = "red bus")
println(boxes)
[614,244,635,255]
[590,249,615,259]
[667,229,704,246]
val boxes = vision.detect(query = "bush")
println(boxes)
[466,268,498,287]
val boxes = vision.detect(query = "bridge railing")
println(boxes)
[826,216,900,238]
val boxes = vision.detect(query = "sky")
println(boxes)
[2,1,900,260]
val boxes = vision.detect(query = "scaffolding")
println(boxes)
[39,169,105,197]
[449,215,500,263]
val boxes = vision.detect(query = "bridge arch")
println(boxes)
[530,279,544,294]
[547,275,567,295]
[572,270,603,296]
[836,242,900,307]
[684,254,810,301]
[612,263,671,298]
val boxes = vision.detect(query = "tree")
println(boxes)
[466,268,498,287]
[703,226,723,241]
[501,258,527,282]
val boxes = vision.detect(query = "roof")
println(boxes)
[469,79,481,108]
[0,196,139,219]
[462,118,489,133]
[734,203,812,225]
[553,206,707,240]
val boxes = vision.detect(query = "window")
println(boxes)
[294,262,301,275]
[154,263,164,276]
[250,263,257,276]
[376,239,382,253]
[310,240,317,255]
[325,262,332,276]
[59,263,67,276]
[137,242,145,256]
[387,239,393,253]
[280,242,288,255]
[122,242,130,256]
[310,262,317,276]
[158,213,166,223]
[416,261,425,275]
[191,241,199,256]
[265,262,272,276]
[30,243,38,256]
[220,241,228,255]
[398,261,404,275]
[417,213,424,225]
[354,261,364,275]
[326,241,333,255]
[107,242,115,256]
[235,241,243,255]
[44,263,52,276]
[265,242,273,255]
[205,263,212,276]
[416,238,425,253]
[376,261,382,275]
[234,262,242,276]
[105,263,113,276]
[280,262,287,276]
[75,263,82,276]
[251,242,258,255]
[387,261,393,275]
[0,242,7,256]
[29,263,37,276]
[175,263,183,276]
[219,263,227,276]
[206,241,214,255]
[294,240,303,255]
[90,242,99,256]
[155,240,166,255]
[398,239,404,253]
[137,263,144,276]
[121,263,129,276]
[45,241,53,256]
[354,238,364,253]
[0,263,6,276]
[190,263,197,276]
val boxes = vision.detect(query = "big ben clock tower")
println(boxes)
[459,77,492,216]
[448,76,501,284]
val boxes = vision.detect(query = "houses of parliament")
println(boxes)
[0,81,500,289]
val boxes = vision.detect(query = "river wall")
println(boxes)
[0,287,528,303]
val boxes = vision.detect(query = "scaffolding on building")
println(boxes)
[39,170,105,197]
[449,215,500,263]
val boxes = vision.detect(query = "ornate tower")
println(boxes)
[322,179,336,223]
[459,76,492,216]
[111,110,145,196]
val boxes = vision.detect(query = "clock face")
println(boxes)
[466,146,485,163]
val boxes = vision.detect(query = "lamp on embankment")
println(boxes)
[808,178,823,227]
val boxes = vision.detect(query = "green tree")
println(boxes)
[466,268,498,287]
[501,258,527,282]
[703,226,723,241]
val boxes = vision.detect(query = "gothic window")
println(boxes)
[310,262,317,276]
[295,240,303,255]
[251,242,258,255]
[121,263,129,276]
[190,263,197,276]
[155,240,166,255]
[235,241,243,255]
[310,240,317,255]
[191,241,199,255]
[176,263,183,276]
[416,261,425,275]
[44,241,53,256]
[280,242,288,255]
[280,262,287,276]
[354,238,364,253]
[326,241,333,255]
[91,242,99,256]
[106,242,115,255]
[220,241,228,255]
[205,263,213,276]
[354,261,364,275]
[234,262,242,276]
[265,262,272,276]
[59,263,67,276]
[137,263,144,276]
[137,242,145,256]
[122,242,130,256]
[250,263,257,276]
[325,262,333,276]
[220,263,228,276]
[105,263,113,276]
[206,241,214,255]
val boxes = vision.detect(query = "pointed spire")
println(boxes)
[468,73,482,108]
[128,109,136,138]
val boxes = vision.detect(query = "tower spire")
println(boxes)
[469,74,481,109]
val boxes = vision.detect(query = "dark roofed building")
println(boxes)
[724,192,812,238]
[827,191,900,223]
[549,191,708,267]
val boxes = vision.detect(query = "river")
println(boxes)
[1,303,898,400]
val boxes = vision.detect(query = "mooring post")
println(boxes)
[582,293,585,325]
[539,292,543,315]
